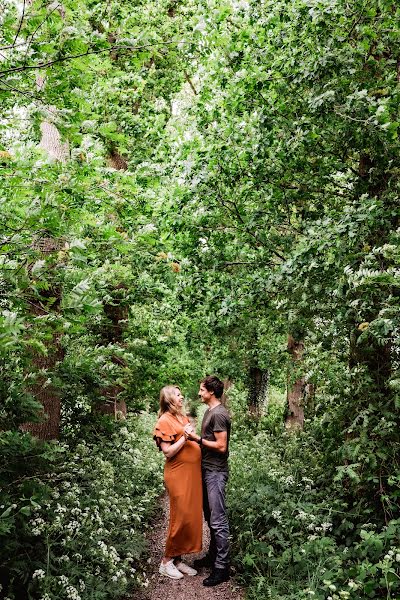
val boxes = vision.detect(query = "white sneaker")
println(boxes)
[175,561,198,576]
[159,560,184,579]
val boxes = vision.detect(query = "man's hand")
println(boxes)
[185,428,227,453]
[186,427,200,442]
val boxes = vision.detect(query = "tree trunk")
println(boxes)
[221,378,232,406]
[19,3,67,438]
[107,146,128,170]
[20,333,64,440]
[20,237,64,440]
[248,366,269,415]
[96,386,127,420]
[285,335,305,430]
[95,284,129,417]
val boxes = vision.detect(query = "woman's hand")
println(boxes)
[161,425,192,459]
[184,423,194,438]
[185,425,200,442]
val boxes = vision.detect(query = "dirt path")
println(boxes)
[131,494,245,600]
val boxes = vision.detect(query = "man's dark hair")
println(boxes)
[201,375,224,399]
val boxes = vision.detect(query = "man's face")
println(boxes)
[198,383,212,404]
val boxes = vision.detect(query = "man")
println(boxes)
[189,375,231,587]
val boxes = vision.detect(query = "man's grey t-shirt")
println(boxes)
[201,404,231,472]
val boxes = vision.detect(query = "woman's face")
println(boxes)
[173,388,183,409]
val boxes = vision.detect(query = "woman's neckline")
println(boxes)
[170,412,185,423]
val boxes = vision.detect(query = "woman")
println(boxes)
[153,385,202,579]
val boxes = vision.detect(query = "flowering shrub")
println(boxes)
[228,427,400,600]
[0,414,163,600]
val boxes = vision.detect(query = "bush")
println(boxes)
[0,414,163,600]
[228,428,400,600]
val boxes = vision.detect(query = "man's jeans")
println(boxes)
[203,470,230,570]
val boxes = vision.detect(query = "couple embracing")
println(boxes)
[153,375,231,587]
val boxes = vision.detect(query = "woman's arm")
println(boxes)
[160,435,186,459]
[160,423,194,459]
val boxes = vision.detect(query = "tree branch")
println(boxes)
[184,71,197,95]
[12,0,27,48]
[0,77,60,117]
[0,39,189,77]
[23,3,63,63]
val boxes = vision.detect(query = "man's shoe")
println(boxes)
[203,567,230,587]
[159,560,184,579]
[193,554,214,569]
[175,561,197,576]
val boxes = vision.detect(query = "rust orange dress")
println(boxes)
[153,412,202,557]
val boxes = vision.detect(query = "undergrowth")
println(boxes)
[226,387,400,600]
[0,414,163,600]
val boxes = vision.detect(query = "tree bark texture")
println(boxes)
[36,74,69,162]
[95,284,129,418]
[285,335,305,430]
[20,237,64,440]
[221,378,232,406]
[107,147,128,170]
[248,366,269,415]
[20,333,64,440]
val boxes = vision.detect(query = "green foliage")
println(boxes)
[1,0,399,598]
[228,427,400,600]
[0,415,163,599]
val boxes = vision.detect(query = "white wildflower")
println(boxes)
[283,475,295,486]
[65,585,81,600]
[194,18,206,33]
[138,223,157,235]
[32,569,46,580]
[297,510,308,521]
[272,510,282,523]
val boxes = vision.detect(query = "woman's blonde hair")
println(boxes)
[159,385,185,417]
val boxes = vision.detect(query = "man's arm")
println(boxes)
[190,430,228,454]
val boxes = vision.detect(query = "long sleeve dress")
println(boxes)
[153,412,202,557]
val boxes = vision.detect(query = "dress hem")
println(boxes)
[165,546,203,556]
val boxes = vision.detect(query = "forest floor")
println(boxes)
[131,493,245,600]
